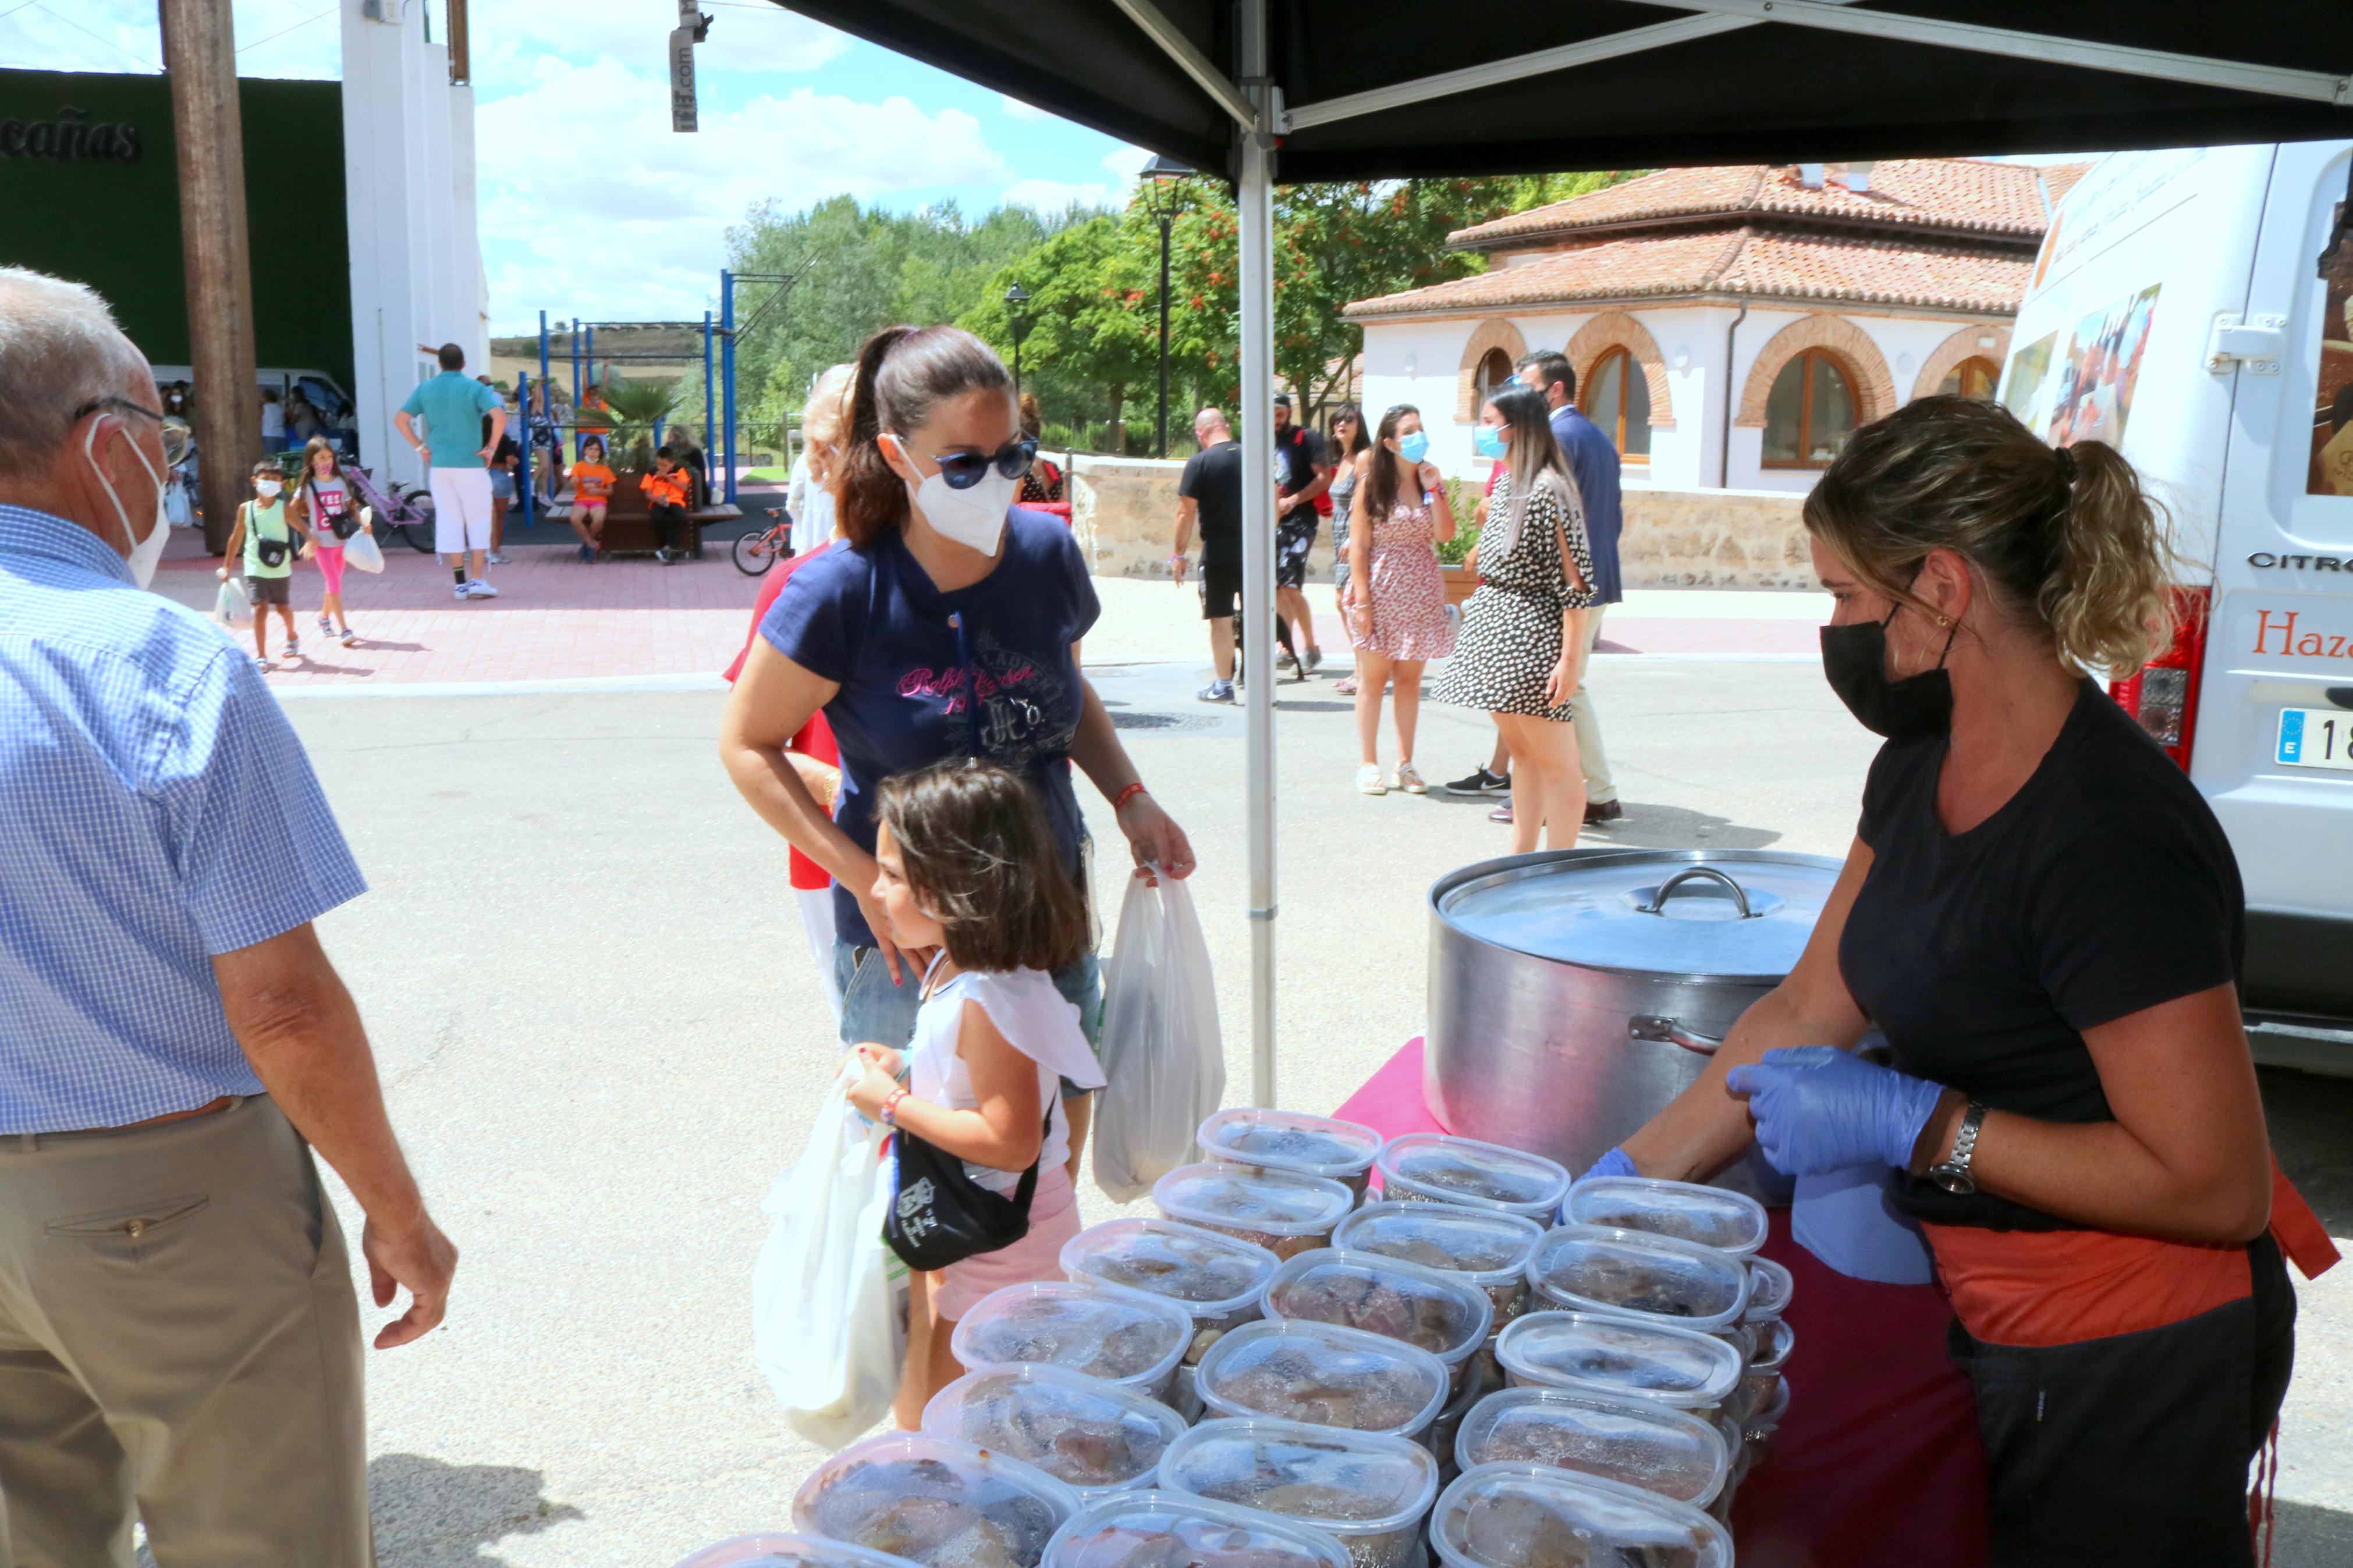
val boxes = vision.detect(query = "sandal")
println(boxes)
[1335,676,1359,695]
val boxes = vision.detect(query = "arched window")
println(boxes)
[1763,349,1858,467]
[1582,347,1652,462]
[1937,355,1999,400]
[1474,348,1515,415]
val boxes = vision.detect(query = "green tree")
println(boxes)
[960,215,1160,450]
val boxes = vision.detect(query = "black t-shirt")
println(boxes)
[1275,424,1324,521]
[1843,679,2244,1232]
[1180,440,1245,567]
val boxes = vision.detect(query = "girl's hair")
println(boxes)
[1484,385,1573,550]
[1328,403,1369,463]
[876,759,1087,975]
[1361,404,1422,520]
[1804,395,2177,673]
[838,325,1014,547]
[580,434,606,460]
[299,435,341,482]
[1018,390,1044,440]
[801,362,856,449]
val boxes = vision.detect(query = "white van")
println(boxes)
[145,367,357,428]
[2000,141,2353,1069]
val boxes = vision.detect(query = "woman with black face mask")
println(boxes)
[1588,396,2335,1567]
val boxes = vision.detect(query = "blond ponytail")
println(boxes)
[2041,439,2177,673]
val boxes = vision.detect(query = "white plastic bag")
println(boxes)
[214,575,249,625]
[753,1062,904,1449]
[165,477,193,528]
[343,527,385,574]
[1092,872,1225,1201]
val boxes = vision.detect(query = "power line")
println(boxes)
[238,4,336,53]
[24,1,158,70]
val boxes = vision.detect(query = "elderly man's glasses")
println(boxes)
[72,396,167,424]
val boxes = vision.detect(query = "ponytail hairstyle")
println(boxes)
[1483,384,1574,558]
[837,325,1014,547]
[1804,395,2177,674]
[1361,404,1421,521]
[875,758,1087,974]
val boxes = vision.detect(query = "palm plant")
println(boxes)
[591,372,683,468]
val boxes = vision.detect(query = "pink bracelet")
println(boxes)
[881,1089,908,1126]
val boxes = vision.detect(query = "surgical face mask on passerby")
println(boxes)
[83,412,171,589]
[1394,430,1431,464]
[254,478,284,500]
[882,432,1025,557]
[1473,423,1508,460]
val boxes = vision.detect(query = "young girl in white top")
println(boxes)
[846,758,1103,1426]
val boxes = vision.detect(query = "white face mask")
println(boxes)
[85,414,170,589]
[886,433,1016,557]
[254,478,283,500]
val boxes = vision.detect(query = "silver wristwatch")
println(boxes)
[1928,1100,1988,1196]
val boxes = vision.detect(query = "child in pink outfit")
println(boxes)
[293,437,368,646]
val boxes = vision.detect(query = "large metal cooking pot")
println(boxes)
[1426,848,1845,1200]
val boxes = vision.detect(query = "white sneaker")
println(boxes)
[1393,763,1428,794]
[283,635,300,658]
[1355,764,1387,796]
[487,552,512,566]
[453,582,471,601]
[463,579,500,599]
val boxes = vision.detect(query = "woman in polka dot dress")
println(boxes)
[1344,404,1457,795]
[1433,385,1596,851]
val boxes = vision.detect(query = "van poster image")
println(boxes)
[2000,284,2160,450]
[2311,200,2353,497]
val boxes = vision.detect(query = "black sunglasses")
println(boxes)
[915,437,1036,490]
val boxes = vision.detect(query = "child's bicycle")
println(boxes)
[342,464,441,553]
[732,507,796,576]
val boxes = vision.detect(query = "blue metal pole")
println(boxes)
[570,325,583,459]
[702,310,716,495]
[537,311,552,503]
[517,371,533,528]
[721,270,738,503]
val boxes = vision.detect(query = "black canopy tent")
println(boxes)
[772,0,2353,1107]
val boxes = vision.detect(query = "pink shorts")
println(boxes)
[932,1165,1080,1321]
[314,542,345,595]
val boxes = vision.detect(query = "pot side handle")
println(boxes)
[1628,1015,1724,1055]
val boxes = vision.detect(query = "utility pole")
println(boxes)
[159,0,258,555]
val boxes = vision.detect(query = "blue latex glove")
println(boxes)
[1582,1146,1639,1182]
[1725,1046,1947,1179]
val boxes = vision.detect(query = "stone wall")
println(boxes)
[1069,453,1813,590]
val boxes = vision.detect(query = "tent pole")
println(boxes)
[1238,0,1277,1110]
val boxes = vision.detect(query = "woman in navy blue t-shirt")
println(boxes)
[720,322,1195,1122]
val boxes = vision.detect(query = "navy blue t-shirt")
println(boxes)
[759,509,1101,947]
[1550,404,1623,605]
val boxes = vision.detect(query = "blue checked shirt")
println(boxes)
[0,504,366,1133]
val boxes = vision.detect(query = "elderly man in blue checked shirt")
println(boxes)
[0,268,456,1565]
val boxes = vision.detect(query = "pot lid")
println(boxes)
[1431,849,1843,981]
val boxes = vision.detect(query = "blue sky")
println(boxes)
[0,0,1148,330]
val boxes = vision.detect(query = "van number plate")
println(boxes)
[2276,709,2353,771]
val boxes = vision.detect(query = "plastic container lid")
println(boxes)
[1195,1318,1452,1439]
[1375,1134,1569,1218]
[1330,1203,1546,1288]
[1198,1108,1383,1182]
[671,1535,927,1568]
[1042,1491,1351,1568]
[1062,1218,1281,1322]
[1159,1417,1440,1540]
[1262,1248,1495,1368]
[1749,1374,1791,1434]
[1429,1462,1732,1568]
[1152,1163,1357,1240]
[1749,1315,1795,1373]
[952,1281,1195,1394]
[793,1433,1083,1568]
[1744,1256,1794,1322]
[1524,1225,1752,1334]
[1561,1176,1769,1258]
[922,1364,1190,1500]
[1492,1311,1746,1412]
[1452,1388,1730,1508]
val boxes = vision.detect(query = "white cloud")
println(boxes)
[474,58,1007,329]
[472,0,849,82]
[1099,143,1153,188]
[1002,177,1114,213]
[998,93,1056,122]
[0,0,342,78]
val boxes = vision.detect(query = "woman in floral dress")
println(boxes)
[1433,386,1595,850]
[1344,404,1457,795]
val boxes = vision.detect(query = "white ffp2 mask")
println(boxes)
[886,433,1016,557]
[86,415,170,589]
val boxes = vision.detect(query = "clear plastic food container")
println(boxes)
[952,1281,1196,1405]
[1198,1108,1385,1197]
[1262,1249,1494,1391]
[1492,1311,1745,1414]
[1042,1491,1352,1568]
[1561,1177,1769,1258]
[1158,1417,1440,1568]
[1451,1388,1730,1509]
[1062,1218,1282,1343]
[1736,1317,1795,1425]
[1195,1318,1452,1443]
[1524,1226,1751,1334]
[1330,1203,1545,1329]
[1429,1463,1731,1568]
[671,1534,927,1568]
[1743,1256,1794,1323]
[1374,1135,1568,1220]
[1747,1374,1791,1440]
[792,1433,1083,1568]
[922,1365,1190,1501]
[1153,1163,1358,1260]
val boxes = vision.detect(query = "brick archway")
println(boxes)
[1911,323,2012,403]
[1456,317,1529,421]
[1562,311,1676,431]
[1735,314,1897,429]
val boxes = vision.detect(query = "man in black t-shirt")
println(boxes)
[1272,393,1329,673]
[1174,407,1244,702]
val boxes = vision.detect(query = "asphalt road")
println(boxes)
[278,653,2353,1565]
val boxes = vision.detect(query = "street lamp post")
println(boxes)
[1004,282,1032,400]
[1141,155,1194,460]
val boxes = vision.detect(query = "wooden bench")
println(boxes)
[570,464,737,558]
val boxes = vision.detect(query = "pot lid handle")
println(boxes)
[1641,865,1756,919]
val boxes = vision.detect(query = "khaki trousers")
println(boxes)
[1573,607,1617,804]
[0,1097,371,1567]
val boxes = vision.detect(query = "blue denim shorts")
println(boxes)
[835,940,1103,1096]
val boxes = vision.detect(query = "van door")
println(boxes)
[2207,139,2353,1022]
